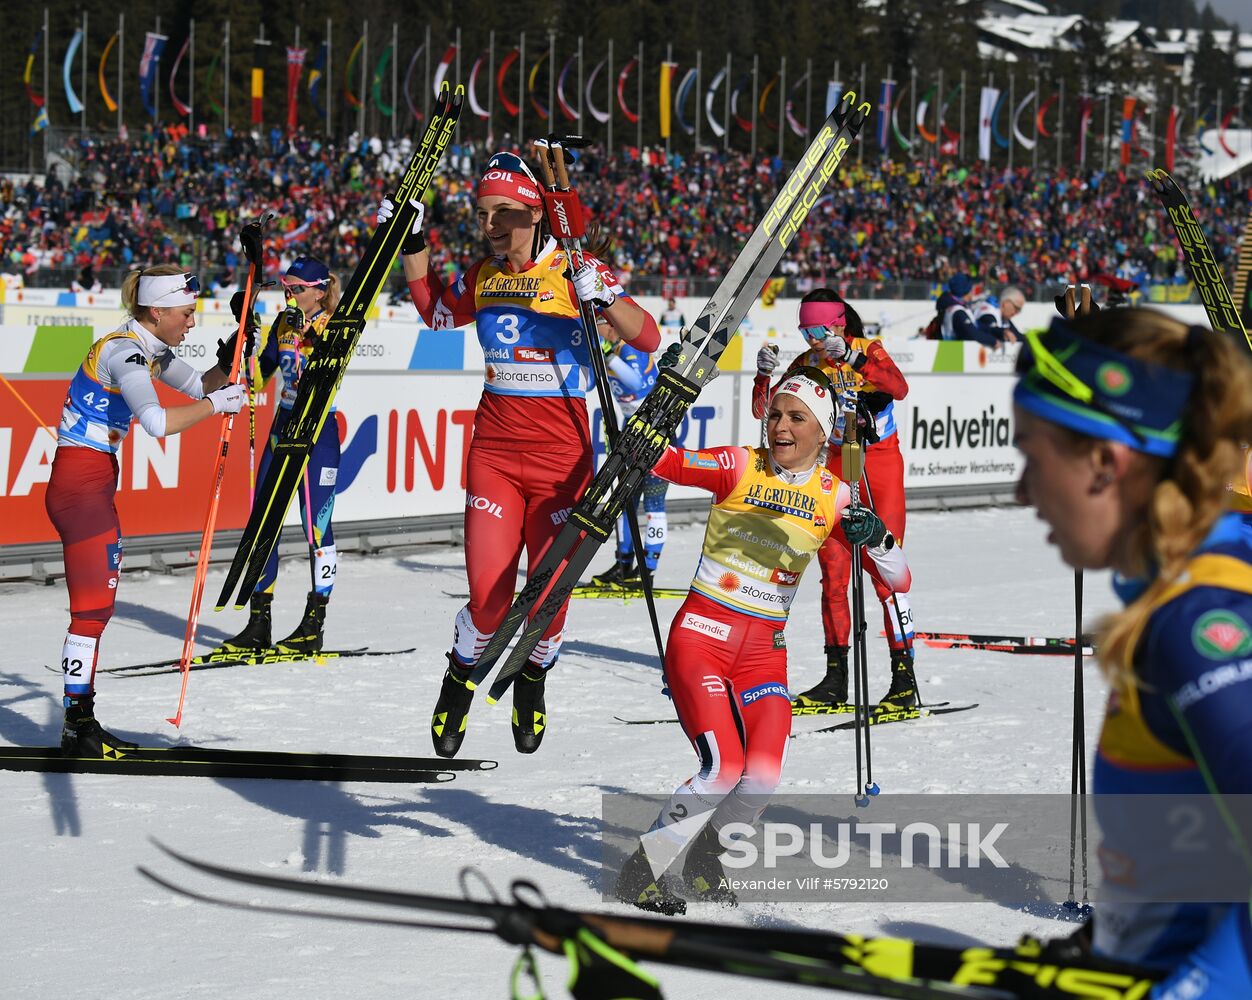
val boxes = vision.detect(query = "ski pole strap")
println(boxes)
[563,929,662,1000]
[509,946,545,1000]
[543,189,585,239]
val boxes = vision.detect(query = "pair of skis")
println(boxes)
[214,84,465,618]
[0,744,494,783]
[145,843,1161,999]
[459,91,872,707]
[90,646,416,678]
[909,632,1094,656]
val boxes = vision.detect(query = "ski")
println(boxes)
[0,746,460,783]
[809,703,979,733]
[144,841,1162,998]
[616,701,958,725]
[906,632,1094,656]
[466,90,872,705]
[216,84,465,611]
[48,647,416,678]
[569,583,688,600]
[1147,169,1251,347]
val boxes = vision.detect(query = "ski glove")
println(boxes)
[755,344,779,376]
[659,343,682,369]
[571,262,616,309]
[207,383,246,416]
[239,221,266,265]
[821,334,862,367]
[378,197,427,254]
[841,506,887,548]
[217,293,259,375]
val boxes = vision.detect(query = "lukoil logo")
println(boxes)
[466,494,504,519]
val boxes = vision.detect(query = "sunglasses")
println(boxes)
[1017,329,1146,446]
[281,276,328,292]
[800,323,845,342]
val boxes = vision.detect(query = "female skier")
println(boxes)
[48,264,245,755]
[380,151,660,757]
[616,368,908,914]
[1014,308,1252,996]
[219,256,343,655]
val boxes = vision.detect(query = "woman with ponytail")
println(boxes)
[1014,307,1252,996]
[49,264,244,756]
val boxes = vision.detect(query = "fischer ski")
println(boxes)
[217,84,465,611]
[1147,169,1251,348]
[616,701,961,726]
[0,746,468,783]
[569,583,687,600]
[466,90,872,706]
[906,632,1094,656]
[114,647,413,677]
[143,842,1162,999]
[808,703,979,733]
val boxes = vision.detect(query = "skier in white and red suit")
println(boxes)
[380,152,660,758]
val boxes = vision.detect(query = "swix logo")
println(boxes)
[550,506,573,525]
[771,568,800,586]
[467,494,505,519]
[700,674,727,695]
[514,346,555,363]
[552,199,571,234]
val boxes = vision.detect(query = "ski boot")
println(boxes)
[60,697,137,758]
[591,555,640,590]
[877,650,919,712]
[431,653,475,758]
[276,591,328,655]
[512,665,548,754]
[681,823,738,907]
[614,847,687,916]
[793,646,850,708]
[219,592,273,652]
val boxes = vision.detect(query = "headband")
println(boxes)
[478,168,543,207]
[137,273,199,308]
[798,300,846,330]
[772,371,837,440]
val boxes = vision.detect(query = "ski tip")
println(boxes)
[484,695,498,706]
[464,679,478,692]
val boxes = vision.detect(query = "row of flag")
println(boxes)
[21,16,1243,168]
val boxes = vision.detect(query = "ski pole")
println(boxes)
[169,216,273,728]
[0,372,58,442]
[294,348,320,594]
[246,352,258,510]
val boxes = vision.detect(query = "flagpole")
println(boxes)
[576,35,584,139]
[697,49,705,150]
[751,53,759,157]
[325,19,332,136]
[857,61,865,163]
[936,67,944,159]
[189,19,196,133]
[518,30,525,143]
[778,56,786,158]
[607,37,613,150]
[637,40,643,152]
[1056,77,1064,168]
[43,7,49,134]
[456,26,462,98]
[959,70,966,160]
[665,42,673,156]
[488,31,495,144]
[391,23,398,138]
[81,11,88,135]
[549,30,556,135]
[359,20,368,136]
[723,52,731,153]
[909,65,916,148]
[224,20,230,131]
[805,56,812,144]
[1033,72,1040,169]
[424,25,431,123]
[117,13,124,135]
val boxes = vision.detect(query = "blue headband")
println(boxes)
[1013,318,1194,457]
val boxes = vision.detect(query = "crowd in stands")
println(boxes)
[1,123,1248,295]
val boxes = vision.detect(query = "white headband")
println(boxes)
[137,273,198,308]
[772,372,836,440]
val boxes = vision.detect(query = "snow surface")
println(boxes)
[1,506,1118,999]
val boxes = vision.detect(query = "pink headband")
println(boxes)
[798,300,846,329]
[478,169,543,207]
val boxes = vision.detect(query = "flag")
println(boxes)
[979,86,1000,161]
[1165,105,1178,171]
[1037,91,1058,138]
[527,49,549,120]
[1076,96,1094,164]
[825,80,841,116]
[916,84,937,143]
[139,32,168,119]
[1120,96,1136,166]
[1012,90,1036,150]
[287,47,307,130]
[63,29,84,115]
[24,30,45,108]
[251,67,264,124]
[371,44,393,115]
[659,61,677,138]
[31,106,49,134]
[170,37,191,118]
[344,35,364,108]
[556,54,579,121]
[434,44,456,98]
[308,42,327,119]
[676,67,698,135]
[496,47,520,117]
[617,56,639,124]
[704,65,726,137]
[877,79,895,150]
[586,56,610,124]
[99,32,119,113]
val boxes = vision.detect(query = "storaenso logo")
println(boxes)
[910,403,1012,451]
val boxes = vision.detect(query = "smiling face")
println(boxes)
[149,304,197,347]
[767,394,827,471]
[476,196,543,262]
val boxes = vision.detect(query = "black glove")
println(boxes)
[658,343,682,369]
[219,292,259,375]
[283,303,307,331]
[239,220,265,265]
[841,506,887,548]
